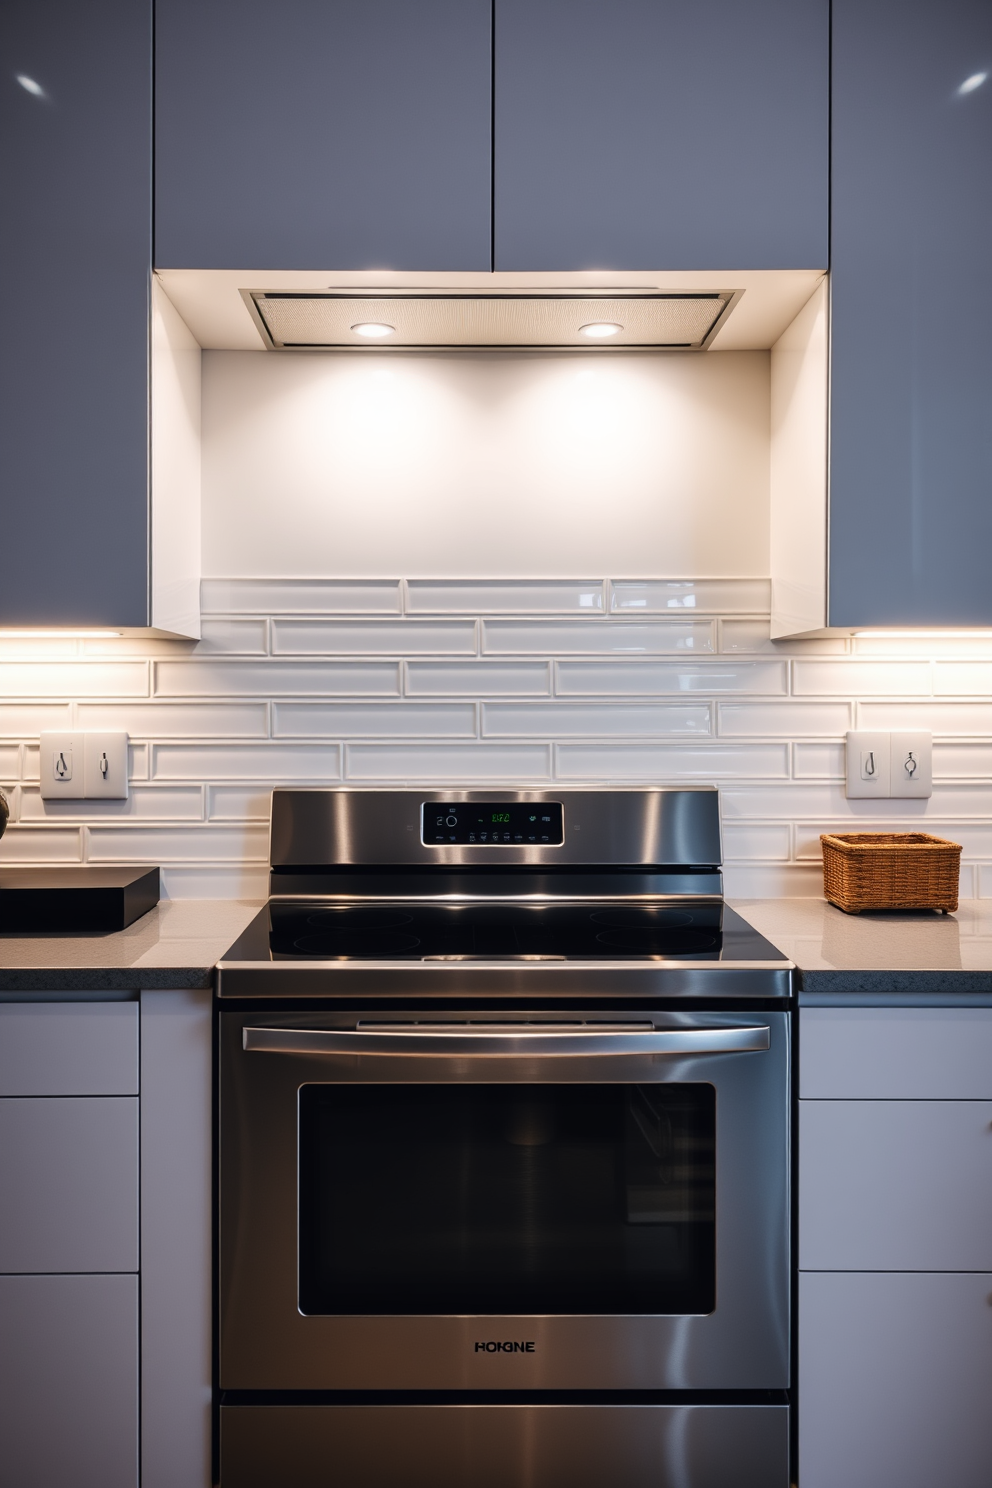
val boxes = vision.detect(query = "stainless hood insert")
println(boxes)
[245,290,739,350]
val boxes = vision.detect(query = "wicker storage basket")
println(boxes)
[820,832,962,914]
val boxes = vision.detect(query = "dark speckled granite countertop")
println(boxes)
[0,900,262,992]
[2,895,990,999]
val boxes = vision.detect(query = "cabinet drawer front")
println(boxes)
[800,1008,992,1098]
[800,1099,992,1270]
[799,1271,992,1488]
[0,1273,138,1488]
[0,1003,138,1095]
[0,1098,138,1273]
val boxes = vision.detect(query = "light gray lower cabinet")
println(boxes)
[799,1272,992,1488]
[799,1007,992,1486]
[0,1003,141,1488]
[0,1097,139,1273]
[140,989,213,1488]
[0,1273,139,1488]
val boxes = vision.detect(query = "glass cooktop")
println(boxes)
[224,900,787,964]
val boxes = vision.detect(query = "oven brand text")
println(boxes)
[474,1341,536,1353]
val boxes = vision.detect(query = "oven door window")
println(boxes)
[298,1083,715,1316]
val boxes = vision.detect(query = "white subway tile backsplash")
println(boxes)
[0,663,149,698]
[195,618,269,654]
[153,744,341,780]
[19,786,204,821]
[86,825,269,863]
[793,743,846,779]
[555,744,789,779]
[611,580,770,614]
[345,744,552,781]
[202,578,402,614]
[407,580,605,614]
[2,574,991,896]
[793,661,932,695]
[405,662,552,696]
[725,864,825,897]
[934,743,992,778]
[557,661,786,695]
[77,703,269,737]
[722,824,792,861]
[0,827,82,862]
[154,660,400,696]
[272,619,477,655]
[483,702,712,737]
[933,662,992,695]
[719,619,848,655]
[0,705,73,737]
[858,701,992,734]
[482,620,715,655]
[160,865,269,900]
[207,785,275,821]
[273,702,477,738]
[718,701,852,736]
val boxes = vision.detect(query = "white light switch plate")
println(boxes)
[39,731,129,800]
[845,731,891,798]
[39,732,85,799]
[890,730,932,798]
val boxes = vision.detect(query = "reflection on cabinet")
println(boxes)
[799,1007,992,1487]
[0,1274,139,1488]
[800,1272,992,1488]
[829,0,992,627]
[0,1098,139,1274]
[799,1099,992,1271]
[155,0,492,272]
[494,0,829,271]
[0,0,151,629]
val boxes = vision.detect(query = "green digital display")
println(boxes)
[424,801,564,845]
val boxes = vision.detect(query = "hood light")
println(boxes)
[0,629,123,638]
[579,322,623,339]
[351,322,395,339]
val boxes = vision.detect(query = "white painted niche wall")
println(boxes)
[199,347,773,580]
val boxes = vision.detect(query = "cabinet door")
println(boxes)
[799,1271,992,1488]
[829,0,992,626]
[0,0,151,628]
[155,0,492,272]
[494,0,828,271]
[799,1099,992,1271]
[0,1273,138,1488]
[0,1003,138,1097]
[800,1008,992,1100]
[0,1097,139,1273]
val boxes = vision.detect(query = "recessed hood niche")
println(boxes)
[244,290,739,350]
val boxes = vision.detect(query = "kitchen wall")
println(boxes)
[2,350,991,899]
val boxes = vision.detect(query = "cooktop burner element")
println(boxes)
[269,900,728,960]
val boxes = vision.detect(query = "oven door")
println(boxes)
[219,1010,789,1390]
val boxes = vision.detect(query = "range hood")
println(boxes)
[243,289,740,351]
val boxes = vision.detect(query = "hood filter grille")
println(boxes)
[248,292,735,350]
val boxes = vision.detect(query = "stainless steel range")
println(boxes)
[216,787,793,1488]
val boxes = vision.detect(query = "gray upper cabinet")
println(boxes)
[829,0,992,627]
[154,0,492,272]
[493,0,829,272]
[0,0,151,628]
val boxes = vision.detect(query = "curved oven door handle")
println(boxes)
[242,1024,771,1057]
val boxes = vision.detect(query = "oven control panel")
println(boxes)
[423,801,564,845]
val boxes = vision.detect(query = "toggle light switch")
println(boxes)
[846,732,891,798]
[39,731,129,800]
[889,731,932,798]
[39,732,85,799]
